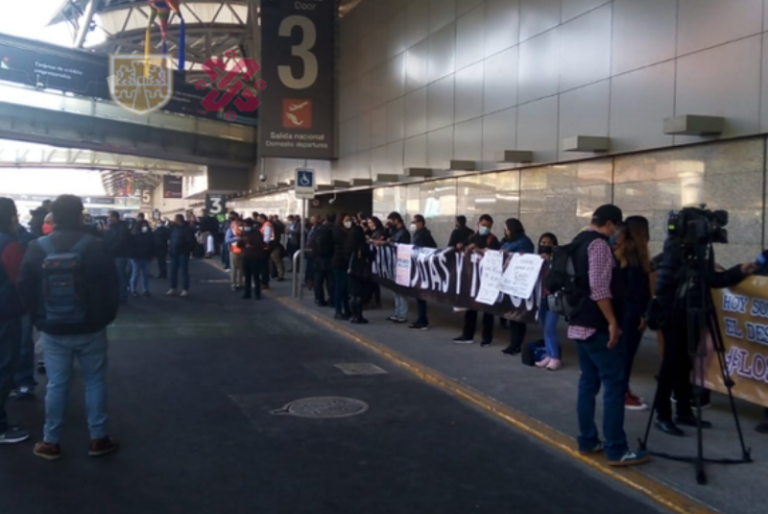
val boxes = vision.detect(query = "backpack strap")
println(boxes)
[37,236,56,256]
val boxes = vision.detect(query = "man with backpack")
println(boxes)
[0,198,29,444]
[453,214,500,346]
[18,195,120,460]
[547,204,648,467]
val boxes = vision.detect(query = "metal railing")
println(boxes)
[292,249,312,299]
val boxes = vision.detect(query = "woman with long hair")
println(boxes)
[536,232,562,370]
[614,216,652,410]
[365,217,386,309]
[500,218,534,355]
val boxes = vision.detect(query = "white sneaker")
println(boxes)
[166,289,177,296]
[180,290,189,298]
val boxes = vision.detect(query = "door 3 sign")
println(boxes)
[205,194,227,216]
[259,0,335,159]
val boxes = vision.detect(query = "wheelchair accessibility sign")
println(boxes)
[295,168,316,199]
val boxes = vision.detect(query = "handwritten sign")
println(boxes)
[501,253,545,300]
[395,244,413,287]
[475,250,504,305]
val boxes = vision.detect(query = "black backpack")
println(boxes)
[543,242,588,319]
[37,235,93,326]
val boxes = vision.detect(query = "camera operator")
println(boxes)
[649,209,758,437]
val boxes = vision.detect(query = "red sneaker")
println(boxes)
[624,392,649,411]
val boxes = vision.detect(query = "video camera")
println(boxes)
[667,205,728,246]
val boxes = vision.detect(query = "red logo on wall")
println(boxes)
[196,49,266,122]
[282,99,313,129]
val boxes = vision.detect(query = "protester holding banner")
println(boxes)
[448,216,474,250]
[347,218,370,324]
[453,214,501,346]
[365,217,386,309]
[409,215,438,330]
[499,219,535,355]
[385,212,411,323]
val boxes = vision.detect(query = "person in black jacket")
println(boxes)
[453,214,501,346]
[312,214,336,306]
[649,212,757,437]
[153,221,170,279]
[28,200,52,238]
[410,214,437,330]
[129,220,154,297]
[104,211,132,303]
[167,214,196,297]
[332,214,352,320]
[18,195,120,460]
[448,215,474,250]
[240,218,266,300]
[346,219,370,324]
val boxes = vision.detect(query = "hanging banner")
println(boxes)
[205,194,227,217]
[373,245,544,322]
[258,0,336,159]
[163,175,183,199]
[702,277,768,408]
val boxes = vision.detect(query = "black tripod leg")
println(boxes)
[640,376,659,450]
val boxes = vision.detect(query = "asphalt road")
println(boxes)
[1,261,668,514]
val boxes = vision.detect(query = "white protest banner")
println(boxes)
[500,253,545,300]
[475,250,504,305]
[395,244,414,286]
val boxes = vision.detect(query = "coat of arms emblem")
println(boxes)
[108,54,174,115]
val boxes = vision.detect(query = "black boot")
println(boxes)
[351,297,368,324]
[502,344,521,355]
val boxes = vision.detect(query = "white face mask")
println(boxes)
[344,221,352,229]
[141,227,149,233]
[409,224,417,232]
[244,227,252,232]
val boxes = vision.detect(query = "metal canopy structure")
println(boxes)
[50,0,256,83]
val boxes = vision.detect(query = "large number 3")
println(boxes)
[209,197,223,214]
[278,15,318,90]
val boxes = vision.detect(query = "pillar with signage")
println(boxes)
[258,0,336,159]
[295,168,316,299]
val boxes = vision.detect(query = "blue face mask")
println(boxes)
[478,226,490,236]
[608,229,620,246]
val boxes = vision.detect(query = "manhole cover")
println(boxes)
[270,397,369,419]
[334,363,388,376]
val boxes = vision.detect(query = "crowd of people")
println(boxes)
[3,193,768,467]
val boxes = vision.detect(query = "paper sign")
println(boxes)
[501,253,545,300]
[395,244,414,286]
[475,250,504,305]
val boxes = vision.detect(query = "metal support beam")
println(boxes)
[75,0,99,48]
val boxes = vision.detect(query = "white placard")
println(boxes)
[475,250,504,305]
[500,253,545,300]
[395,244,413,286]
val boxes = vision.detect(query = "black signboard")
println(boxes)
[0,37,258,126]
[259,0,336,159]
[163,175,183,199]
[205,194,227,216]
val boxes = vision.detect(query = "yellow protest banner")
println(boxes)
[708,276,768,408]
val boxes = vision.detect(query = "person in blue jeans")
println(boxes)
[566,204,649,467]
[535,233,562,370]
[12,316,36,399]
[129,219,154,297]
[167,214,195,298]
[18,194,120,460]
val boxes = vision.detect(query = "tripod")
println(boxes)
[639,242,752,485]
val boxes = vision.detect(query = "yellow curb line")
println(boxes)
[278,295,721,514]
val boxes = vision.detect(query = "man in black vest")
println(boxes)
[567,204,648,467]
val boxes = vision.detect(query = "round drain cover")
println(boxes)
[273,397,369,419]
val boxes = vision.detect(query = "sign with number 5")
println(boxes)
[259,0,335,159]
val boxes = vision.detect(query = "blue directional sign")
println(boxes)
[295,168,316,199]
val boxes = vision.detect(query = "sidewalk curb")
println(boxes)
[278,295,721,514]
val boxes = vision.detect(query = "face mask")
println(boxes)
[609,229,620,246]
[538,245,553,255]
[478,226,490,236]
[344,221,352,229]
[244,227,252,232]
[141,227,149,233]
[409,224,417,232]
